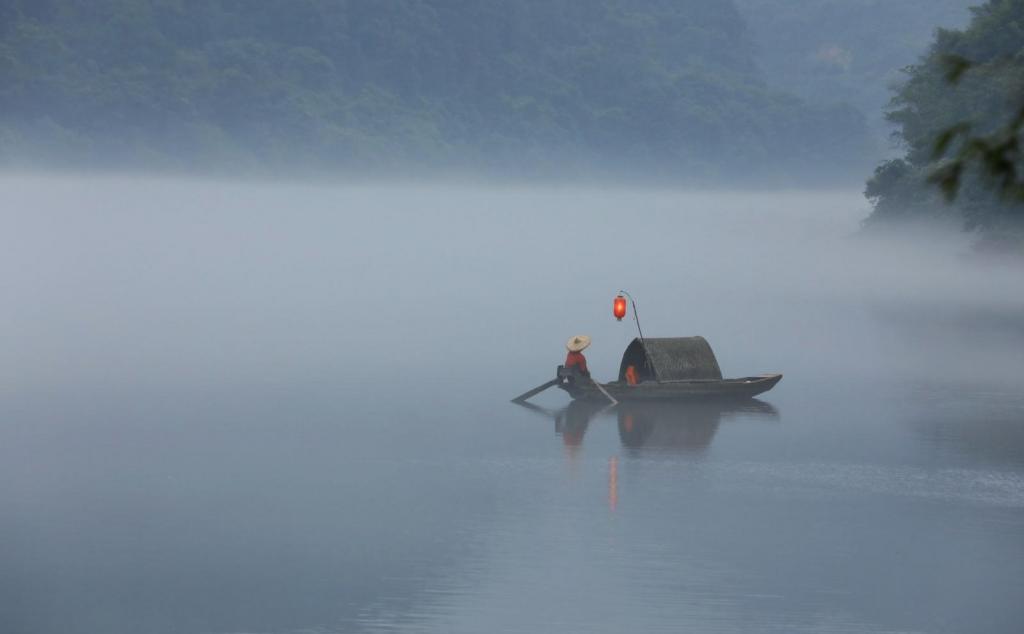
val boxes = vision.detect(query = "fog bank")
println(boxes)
[2,174,1022,399]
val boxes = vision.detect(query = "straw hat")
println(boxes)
[566,335,592,352]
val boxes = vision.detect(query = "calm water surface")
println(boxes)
[1,177,1023,633]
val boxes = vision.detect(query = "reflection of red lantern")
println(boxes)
[613,295,627,321]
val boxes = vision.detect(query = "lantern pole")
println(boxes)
[618,289,659,381]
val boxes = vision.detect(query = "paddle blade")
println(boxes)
[510,378,560,403]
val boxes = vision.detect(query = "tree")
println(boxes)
[865,0,1024,239]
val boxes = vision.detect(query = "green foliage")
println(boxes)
[0,0,870,178]
[928,57,1024,205]
[865,0,1024,236]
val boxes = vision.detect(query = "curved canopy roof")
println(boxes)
[618,337,722,382]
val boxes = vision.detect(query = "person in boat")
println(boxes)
[565,335,592,378]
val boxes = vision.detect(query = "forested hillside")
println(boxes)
[0,0,869,180]
[734,0,973,144]
[864,0,1024,242]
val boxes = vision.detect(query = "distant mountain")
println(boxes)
[735,0,974,145]
[0,0,870,180]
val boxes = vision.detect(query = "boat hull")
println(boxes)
[559,374,782,402]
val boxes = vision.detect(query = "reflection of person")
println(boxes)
[557,399,600,447]
[564,335,591,377]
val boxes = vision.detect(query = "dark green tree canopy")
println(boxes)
[865,0,1024,237]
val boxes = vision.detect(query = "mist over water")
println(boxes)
[2,174,1023,634]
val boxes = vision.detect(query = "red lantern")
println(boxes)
[613,295,627,321]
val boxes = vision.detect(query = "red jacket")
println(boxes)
[565,351,589,376]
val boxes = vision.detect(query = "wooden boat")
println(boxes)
[557,336,781,402]
[559,371,782,401]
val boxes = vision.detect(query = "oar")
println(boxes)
[591,379,619,406]
[510,378,561,403]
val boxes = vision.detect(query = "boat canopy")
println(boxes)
[618,337,723,382]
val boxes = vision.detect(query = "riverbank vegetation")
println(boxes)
[0,0,869,181]
[864,0,1024,249]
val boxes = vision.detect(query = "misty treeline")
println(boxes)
[865,0,1024,245]
[735,0,971,136]
[0,0,869,179]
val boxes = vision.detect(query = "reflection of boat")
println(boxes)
[617,400,777,450]
[558,337,782,402]
[513,398,777,450]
